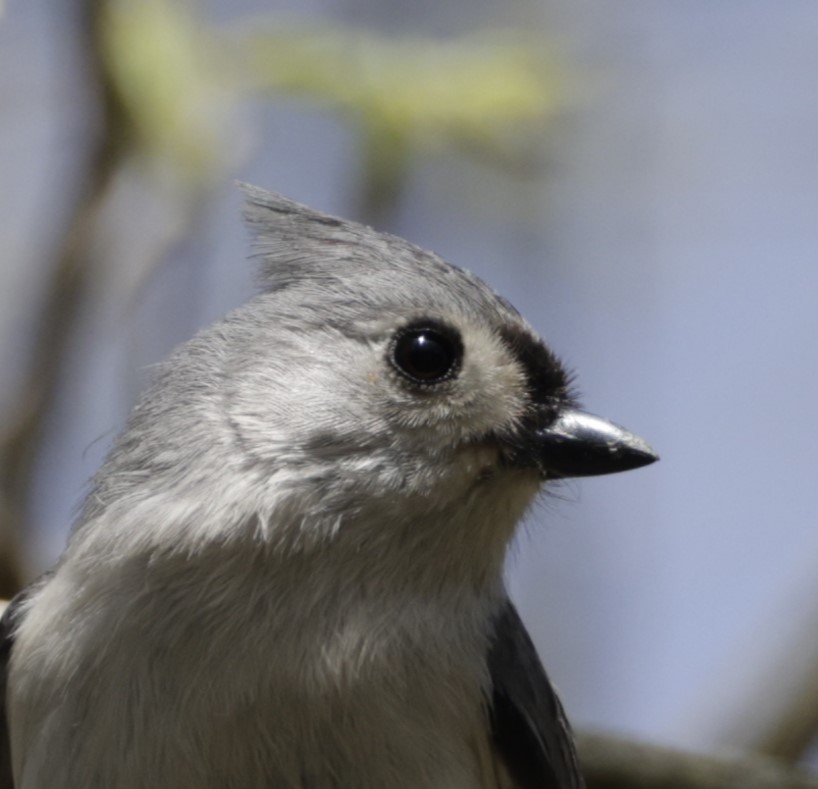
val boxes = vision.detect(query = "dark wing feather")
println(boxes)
[487,600,585,789]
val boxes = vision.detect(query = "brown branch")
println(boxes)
[689,598,818,764]
[0,0,130,595]
[753,652,818,763]
[578,731,818,789]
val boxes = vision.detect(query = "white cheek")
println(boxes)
[455,351,529,439]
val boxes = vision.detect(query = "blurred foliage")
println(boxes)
[244,24,564,218]
[244,25,562,152]
[98,0,565,212]
[100,0,241,187]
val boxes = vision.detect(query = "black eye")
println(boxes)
[391,325,462,385]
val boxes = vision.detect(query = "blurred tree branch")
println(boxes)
[0,0,128,596]
[100,0,240,185]
[0,0,239,592]
[753,633,818,763]
[578,731,818,789]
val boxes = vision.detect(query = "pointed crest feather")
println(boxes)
[238,182,519,324]
[239,182,395,293]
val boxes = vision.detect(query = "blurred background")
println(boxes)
[2,0,818,777]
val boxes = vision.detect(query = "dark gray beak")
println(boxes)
[535,408,658,479]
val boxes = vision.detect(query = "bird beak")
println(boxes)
[534,408,658,479]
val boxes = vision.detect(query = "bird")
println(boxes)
[0,184,657,789]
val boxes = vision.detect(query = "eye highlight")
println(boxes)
[390,323,463,385]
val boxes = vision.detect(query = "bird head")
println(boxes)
[81,185,656,579]
[219,187,657,548]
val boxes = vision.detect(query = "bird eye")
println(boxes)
[391,324,462,385]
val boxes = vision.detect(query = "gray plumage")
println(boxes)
[0,185,656,788]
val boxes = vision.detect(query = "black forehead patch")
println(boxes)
[497,324,575,405]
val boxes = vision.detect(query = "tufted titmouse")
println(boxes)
[0,185,656,788]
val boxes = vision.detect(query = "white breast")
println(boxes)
[9,543,511,789]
